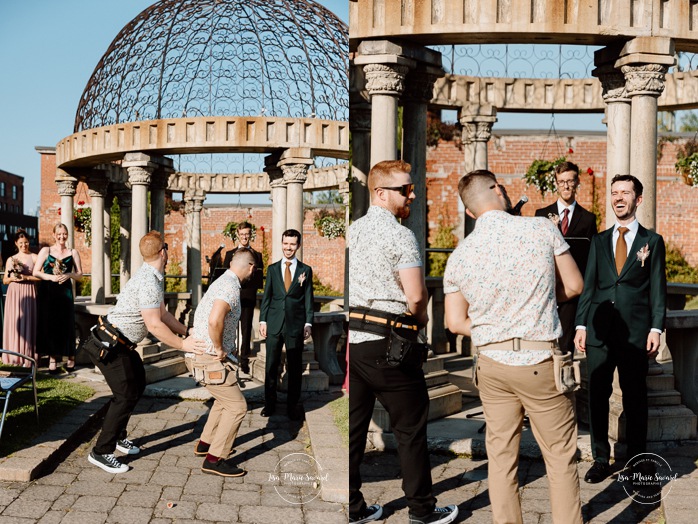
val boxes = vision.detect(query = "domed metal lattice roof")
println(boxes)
[74,0,348,132]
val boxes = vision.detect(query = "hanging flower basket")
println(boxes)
[524,156,566,197]
[314,214,345,240]
[675,152,698,187]
[74,202,92,246]
[222,221,257,242]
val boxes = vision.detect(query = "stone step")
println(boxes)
[610,404,698,443]
[144,356,188,384]
[141,347,184,365]
[425,369,451,389]
[645,373,677,391]
[611,389,683,407]
[426,383,463,422]
[423,356,445,374]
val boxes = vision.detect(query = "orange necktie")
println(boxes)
[284,261,292,291]
[615,227,629,275]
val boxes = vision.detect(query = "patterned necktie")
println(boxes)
[561,208,569,235]
[284,261,292,291]
[615,227,629,275]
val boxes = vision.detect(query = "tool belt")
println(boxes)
[89,316,136,361]
[184,354,235,386]
[473,338,580,393]
[349,308,428,368]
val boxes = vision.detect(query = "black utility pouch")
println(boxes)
[384,327,429,369]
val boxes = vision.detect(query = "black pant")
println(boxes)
[264,332,303,410]
[586,342,649,461]
[349,338,436,518]
[239,300,255,368]
[83,337,146,455]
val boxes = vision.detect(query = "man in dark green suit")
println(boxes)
[574,174,666,483]
[259,229,314,420]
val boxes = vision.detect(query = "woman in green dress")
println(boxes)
[33,223,83,373]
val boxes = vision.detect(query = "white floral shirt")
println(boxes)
[193,270,241,358]
[107,263,164,344]
[443,210,569,365]
[348,205,422,343]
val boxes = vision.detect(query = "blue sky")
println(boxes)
[0,0,349,214]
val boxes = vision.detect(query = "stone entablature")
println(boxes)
[350,0,698,50]
[432,70,698,113]
[56,116,349,168]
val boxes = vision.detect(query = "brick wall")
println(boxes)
[426,133,698,265]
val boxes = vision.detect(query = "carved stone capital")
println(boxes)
[349,106,372,133]
[127,166,153,186]
[56,179,77,197]
[621,63,668,97]
[87,178,110,198]
[596,69,630,103]
[183,189,205,213]
[460,120,494,144]
[281,164,309,184]
[363,64,409,97]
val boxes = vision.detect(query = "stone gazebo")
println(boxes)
[350,0,696,447]
[54,0,348,383]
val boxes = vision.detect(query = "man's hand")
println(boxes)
[646,331,661,357]
[181,336,207,353]
[304,325,312,340]
[213,346,227,361]
[574,329,587,353]
[259,323,267,339]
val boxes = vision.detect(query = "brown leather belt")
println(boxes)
[348,310,419,332]
[476,338,558,352]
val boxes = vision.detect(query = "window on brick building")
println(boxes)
[12,186,17,200]
[0,182,4,197]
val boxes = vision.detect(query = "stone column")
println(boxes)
[56,177,77,248]
[362,63,410,166]
[402,68,441,257]
[339,182,350,306]
[103,190,112,298]
[184,189,205,306]
[280,154,312,261]
[595,67,631,228]
[150,171,169,237]
[115,188,132,289]
[125,166,152,274]
[265,155,286,263]
[350,103,372,220]
[87,178,109,304]
[459,107,497,237]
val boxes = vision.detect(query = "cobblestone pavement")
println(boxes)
[0,397,347,524]
[358,451,674,524]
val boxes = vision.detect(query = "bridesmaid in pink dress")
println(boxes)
[2,230,40,367]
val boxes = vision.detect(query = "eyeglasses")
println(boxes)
[376,183,415,197]
[556,180,578,188]
[161,243,168,252]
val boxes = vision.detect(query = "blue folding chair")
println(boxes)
[0,350,39,440]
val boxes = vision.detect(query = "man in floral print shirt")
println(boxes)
[444,170,584,524]
[348,160,458,524]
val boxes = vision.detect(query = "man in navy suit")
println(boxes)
[535,161,597,354]
[259,229,314,420]
[574,174,666,483]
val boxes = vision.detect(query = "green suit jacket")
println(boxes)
[575,224,666,350]
[259,259,314,343]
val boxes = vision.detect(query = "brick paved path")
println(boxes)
[0,397,347,523]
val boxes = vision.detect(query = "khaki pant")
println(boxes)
[200,369,247,459]
[477,355,582,524]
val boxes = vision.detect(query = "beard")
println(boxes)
[613,201,636,221]
[395,203,411,219]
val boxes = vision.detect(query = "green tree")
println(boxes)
[680,111,698,132]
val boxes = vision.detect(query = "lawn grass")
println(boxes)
[0,368,94,457]
[329,395,348,448]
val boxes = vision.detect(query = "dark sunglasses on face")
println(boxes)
[377,183,415,197]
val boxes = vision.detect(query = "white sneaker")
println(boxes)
[88,451,129,474]
[350,504,383,523]
[116,438,140,455]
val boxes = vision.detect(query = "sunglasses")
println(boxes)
[377,183,415,197]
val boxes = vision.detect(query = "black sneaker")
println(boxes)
[88,451,129,474]
[194,441,210,456]
[408,505,458,524]
[201,458,246,477]
[116,438,140,455]
[349,504,383,523]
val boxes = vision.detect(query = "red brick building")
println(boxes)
[0,167,38,261]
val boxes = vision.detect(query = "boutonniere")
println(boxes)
[547,213,560,226]
[298,272,307,287]
[636,244,650,267]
